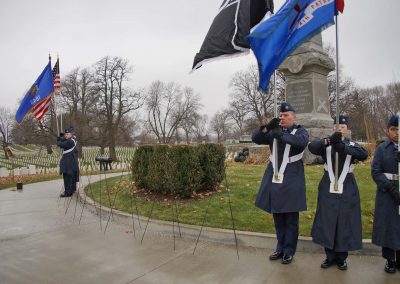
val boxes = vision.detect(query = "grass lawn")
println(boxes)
[85,162,377,238]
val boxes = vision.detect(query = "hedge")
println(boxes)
[131,144,225,197]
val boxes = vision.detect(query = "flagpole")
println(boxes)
[334,12,340,191]
[397,111,400,215]
[274,71,278,117]
[273,71,279,181]
[49,54,60,135]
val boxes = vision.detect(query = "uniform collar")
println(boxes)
[384,138,397,148]
[282,124,297,133]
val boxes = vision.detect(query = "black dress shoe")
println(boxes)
[281,255,293,264]
[320,258,334,269]
[60,193,73,198]
[337,260,348,270]
[385,260,396,273]
[269,251,283,260]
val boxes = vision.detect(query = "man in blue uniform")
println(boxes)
[308,115,368,270]
[252,102,308,264]
[372,114,400,273]
[57,126,79,198]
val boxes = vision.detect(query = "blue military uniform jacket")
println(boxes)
[57,136,79,179]
[252,124,308,213]
[371,139,400,249]
[308,138,368,251]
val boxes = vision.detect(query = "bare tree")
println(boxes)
[0,107,13,158]
[229,65,285,125]
[227,100,250,137]
[324,44,356,116]
[61,67,97,157]
[209,109,231,143]
[192,114,208,143]
[179,88,203,143]
[146,81,201,144]
[93,56,143,160]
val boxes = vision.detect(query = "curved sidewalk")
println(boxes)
[0,175,399,284]
[80,181,380,256]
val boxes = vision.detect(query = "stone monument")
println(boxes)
[279,33,334,164]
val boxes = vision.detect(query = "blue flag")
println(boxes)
[15,62,55,123]
[247,0,336,91]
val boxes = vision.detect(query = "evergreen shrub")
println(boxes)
[131,144,225,197]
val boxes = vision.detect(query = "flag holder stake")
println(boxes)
[334,14,340,191]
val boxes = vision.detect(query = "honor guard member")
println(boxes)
[57,126,79,197]
[308,115,368,270]
[252,102,308,264]
[371,114,400,273]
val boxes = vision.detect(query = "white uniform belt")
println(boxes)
[384,173,399,180]
[269,152,304,164]
[63,138,77,155]
[324,163,354,173]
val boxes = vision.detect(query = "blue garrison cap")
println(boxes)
[333,115,349,125]
[64,126,75,133]
[280,102,295,113]
[389,115,398,126]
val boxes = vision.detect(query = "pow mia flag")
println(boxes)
[192,0,274,71]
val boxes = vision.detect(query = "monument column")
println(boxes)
[279,34,335,163]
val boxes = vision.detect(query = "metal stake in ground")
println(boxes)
[193,186,216,255]
[104,169,126,235]
[141,198,156,244]
[127,164,142,237]
[222,163,239,260]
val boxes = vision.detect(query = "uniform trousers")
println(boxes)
[273,212,299,256]
[324,247,348,262]
[382,247,400,261]
[63,172,78,195]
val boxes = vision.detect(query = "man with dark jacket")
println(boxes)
[372,114,400,273]
[57,126,79,198]
[252,102,308,265]
[308,115,368,271]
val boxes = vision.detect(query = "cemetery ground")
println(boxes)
[86,162,375,238]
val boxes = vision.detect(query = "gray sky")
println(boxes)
[1,0,399,117]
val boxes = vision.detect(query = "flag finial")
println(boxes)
[49,53,51,62]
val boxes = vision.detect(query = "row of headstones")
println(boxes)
[0,165,38,177]
[0,162,132,177]
[0,158,58,170]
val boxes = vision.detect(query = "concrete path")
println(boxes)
[1,175,399,284]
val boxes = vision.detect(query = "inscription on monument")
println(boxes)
[286,81,313,113]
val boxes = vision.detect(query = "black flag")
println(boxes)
[192,0,274,71]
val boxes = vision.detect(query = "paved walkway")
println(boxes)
[1,175,399,284]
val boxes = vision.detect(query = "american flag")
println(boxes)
[32,95,52,121]
[32,59,60,121]
[52,58,60,90]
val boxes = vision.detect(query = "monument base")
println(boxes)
[303,128,332,165]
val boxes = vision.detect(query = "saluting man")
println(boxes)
[252,102,309,265]
[308,115,368,270]
[371,114,400,273]
[57,126,79,198]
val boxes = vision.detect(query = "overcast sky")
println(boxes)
[1,0,399,117]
